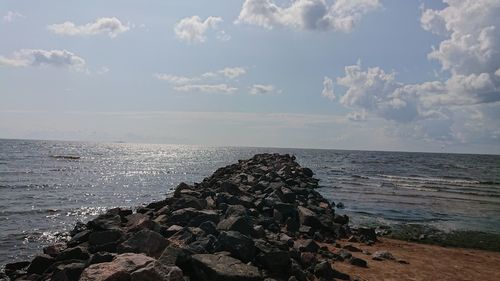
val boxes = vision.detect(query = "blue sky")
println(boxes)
[1,0,499,154]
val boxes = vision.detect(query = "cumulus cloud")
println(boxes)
[173,84,237,94]
[0,49,86,71]
[321,76,335,100]
[324,0,500,145]
[174,16,224,43]
[3,11,24,23]
[219,67,246,79]
[236,0,380,32]
[250,84,275,95]
[47,17,130,38]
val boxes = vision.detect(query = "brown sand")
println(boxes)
[328,238,500,281]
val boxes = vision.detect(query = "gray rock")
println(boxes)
[131,262,184,281]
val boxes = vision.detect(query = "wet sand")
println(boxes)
[330,238,500,281]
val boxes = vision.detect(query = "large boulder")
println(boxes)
[215,231,256,263]
[79,253,154,281]
[187,254,262,281]
[27,254,54,274]
[117,229,169,258]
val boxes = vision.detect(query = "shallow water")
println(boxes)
[1,139,499,265]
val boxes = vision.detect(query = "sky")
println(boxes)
[0,0,499,154]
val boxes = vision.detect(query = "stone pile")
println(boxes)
[3,153,380,281]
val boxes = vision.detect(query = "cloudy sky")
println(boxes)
[1,0,499,154]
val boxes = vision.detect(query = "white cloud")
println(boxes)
[3,11,24,23]
[236,0,380,32]
[174,16,223,43]
[250,84,275,95]
[47,17,130,38]
[321,76,335,100]
[0,49,86,71]
[323,0,500,145]
[421,0,500,76]
[154,73,199,85]
[173,84,238,94]
[347,110,367,121]
[219,67,246,79]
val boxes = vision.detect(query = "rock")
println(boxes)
[164,225,184,237]
[215,231,256,263]
[252,225,266,238]
[130,262,184,281]
[295,239,319,253]
[333,214,349,225]
[88,229,124,253]
[199,221,218,236]
[79,253,154,281]
[217,216,253,236]
[158,245,190,267]
[302,168,314,177]
[87,212,122,231]
[299,252,317,268]
[187,254,262,281]
[337,249,352,260]
[51,262,86,281]
[4,261,30,276]
[56,246,90,261]
[43,243,67,257]
[224,204,248,218]
[314,261,349,280]
[89,252,116,265]
[350,257,368,267]
[27,254,54,274]
[297,206,321,229]
[342,244,362,252]
[257,249,291,277]
[372,250,395,261]
[68,230,91,247]
[118,229,169,258]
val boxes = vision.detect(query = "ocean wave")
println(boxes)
[377,174,482,185]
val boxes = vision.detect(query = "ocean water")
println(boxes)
[1,138,499,265]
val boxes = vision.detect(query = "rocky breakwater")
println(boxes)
[3,153,379,281]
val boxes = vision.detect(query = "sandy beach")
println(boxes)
[331,237,500,281]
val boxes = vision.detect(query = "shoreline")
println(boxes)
[1,153,498,280]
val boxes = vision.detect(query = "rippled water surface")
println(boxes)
[1,139,499,265]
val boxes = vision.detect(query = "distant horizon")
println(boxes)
[2,137,499,156]
[1,1,499,156]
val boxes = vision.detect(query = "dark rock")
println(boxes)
[224,204,248,218]
[89,252,116,265]
[87,212,122,231]
[4,261,30,276]
[314,261,349,280]
[217,216,253,236]
[257,249,291,277]
[299,252,317,268]
[215,231,256,263]
[350,257,368,267]
[67,230,91,247]
[27,254,54,274]
[302,168,314,177]
[158,245,191,267]
[118,229,169,258]
[187,254,262,281]
[342,244,362,252]
[199,221,218,236]
[51,262,86,281]
[56,246,90,261]
[337,249,352,260]
[164,225,184,237]
[333,215,349,225]
[297,206,321,229]
[88,229,124,250]
[295,239,319,253]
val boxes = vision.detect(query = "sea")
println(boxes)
[1,138,499,265]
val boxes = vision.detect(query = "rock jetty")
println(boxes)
[3,153,379,281]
